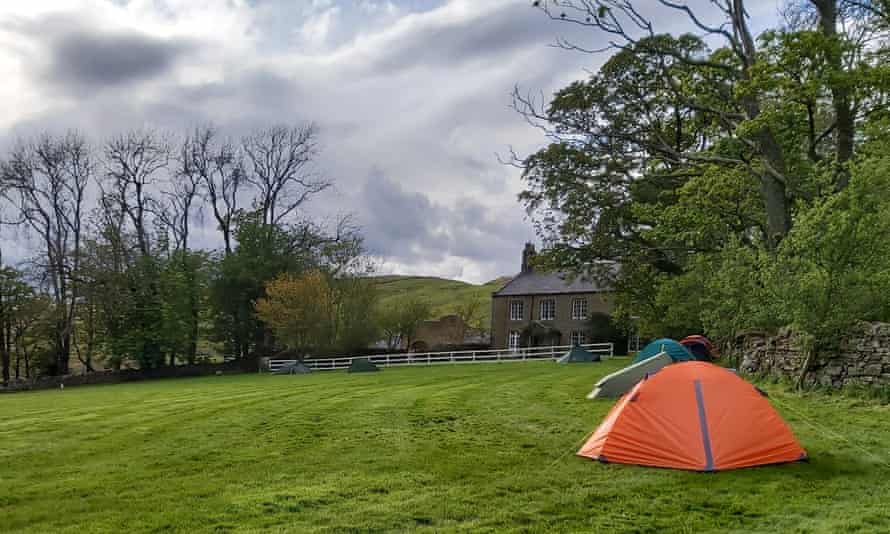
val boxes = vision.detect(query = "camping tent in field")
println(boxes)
[680,335,718,361]
[347,357,380,373]
[587,351,672,399]
[275,361,312,375]
[557,345,600,364]
[632,338,694,364]
[578,361,807,471]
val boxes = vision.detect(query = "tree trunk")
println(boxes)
[14,345,21,380]
[55,325,71,376]
[734,2,793,246]
[187,264,199,365]
[1,339,9,385]
[795,347,815,390]
[760,171,792,249]
[811,0,855,190]
[3,319,12,384]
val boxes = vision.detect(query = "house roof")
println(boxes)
[492,269,612,297]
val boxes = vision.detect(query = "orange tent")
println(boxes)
[578,362,807,471]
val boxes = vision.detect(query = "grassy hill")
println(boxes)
[2,362,888,532]
[374,275,512,328]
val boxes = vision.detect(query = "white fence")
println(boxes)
[267,342,614,373]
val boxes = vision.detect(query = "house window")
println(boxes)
[509,300,524,321]
[508,331,521,350]
[540,299,555,321]
[571,330,586,346]
[572,298,588,320]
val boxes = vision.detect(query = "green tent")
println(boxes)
[347,357,380,373]
[557,345,600,364]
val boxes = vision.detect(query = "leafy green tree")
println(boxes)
[159,250,210,365]
[772,156,890,384]
[255,270,334,358]
[209,212,317,360]
[331,274,380,354]
[0,267,35,383]
[516,0,890,355]
[378,297,432,351]
[586,312,627,348]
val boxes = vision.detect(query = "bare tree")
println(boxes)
[242,124,330,228]
[186,126,244,256]
[0,132,91,375]
[104,130,170,257]
[155,128,217,364]
[159,130,207,252]
[454,299,483,343]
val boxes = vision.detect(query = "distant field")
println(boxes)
[3,362,890,532]
[374,275,510,327]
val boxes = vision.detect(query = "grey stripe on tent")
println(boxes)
[694,379,714,472]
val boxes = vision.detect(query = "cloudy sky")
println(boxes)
[0,0,781,283]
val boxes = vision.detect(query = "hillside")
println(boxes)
[374,275,512,328]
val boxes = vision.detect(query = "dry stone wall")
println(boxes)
[737,322,890,388]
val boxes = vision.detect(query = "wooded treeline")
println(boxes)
[0,124,392,383]
[518,0,890,379]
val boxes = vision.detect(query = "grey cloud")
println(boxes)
[47,30,192,90]
[359,171,450,262]
[368,5,568,74]
[2,11,194,92]
[358,172,529,270]
[1,0,592,281]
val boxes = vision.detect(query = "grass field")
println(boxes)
[374,275,509,326]
[3,361,890,533]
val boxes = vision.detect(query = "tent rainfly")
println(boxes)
[578,361,807,471]
[587,351,672,399]
[680,335,718,361]
[632,338,694,364]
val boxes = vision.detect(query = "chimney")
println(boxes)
[521,242,536,273]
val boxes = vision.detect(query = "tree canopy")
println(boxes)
[515,0,890,376]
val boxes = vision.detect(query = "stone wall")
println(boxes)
[0,359,252,394]
[737,322,890,388]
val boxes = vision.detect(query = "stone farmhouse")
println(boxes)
[490,244,613,350]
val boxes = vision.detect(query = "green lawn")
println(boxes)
[2,361,890,533]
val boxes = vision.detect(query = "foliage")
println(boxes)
[331,273,380,354]
[208,212,336,360]
[0,267,48,383]
[255,270,334,357]
[0,122,367,375]
[377,296,433,350]
[585,312,627,347]
[159,250,211,364]
[256,269,380,358]
[772,156,890,349]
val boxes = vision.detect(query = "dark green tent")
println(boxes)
[275,361,312,375]
[347,357,380,373]
[557,345,600,364]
